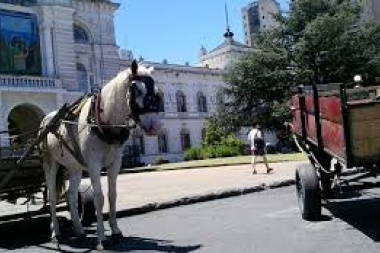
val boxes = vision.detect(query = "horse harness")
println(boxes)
[51,74,159,167]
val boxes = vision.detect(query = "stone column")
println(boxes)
[37,7,56,78]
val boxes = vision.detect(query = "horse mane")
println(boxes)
[103,63,154,90]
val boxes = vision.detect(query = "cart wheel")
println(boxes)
[295,164,321,221]
[78,184,96,226]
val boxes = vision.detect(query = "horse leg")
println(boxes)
[88,166,106,249]
[43,160,60,241]
[67,169,85,237]
[107,160,122,237]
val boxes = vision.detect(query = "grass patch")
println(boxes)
[142,152,307,172]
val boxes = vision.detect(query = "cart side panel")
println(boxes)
[292,93,346,159]
[350,101,380,163]
[321,119,345,159]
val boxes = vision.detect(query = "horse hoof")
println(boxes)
[96,243,104,251]
[51,236,59,244]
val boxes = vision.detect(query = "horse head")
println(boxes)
[127,60,161,136]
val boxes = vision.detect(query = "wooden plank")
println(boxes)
[350,104,380,122]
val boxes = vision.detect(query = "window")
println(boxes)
[158,89,165,112]
[176,90,187,112]
[74,25,90,44]
[180,129,191,151]
[131,130,145,155]
[158,132,168,153]
[76,63,88,92]
[197,92,208,113]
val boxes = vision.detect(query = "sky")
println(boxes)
[113,0,289,66]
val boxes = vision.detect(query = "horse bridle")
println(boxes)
[128,74,159,124]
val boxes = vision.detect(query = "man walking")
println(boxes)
[247,122,273,174]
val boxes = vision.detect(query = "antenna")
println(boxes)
[225,2,230,31]
[223,2,234,39]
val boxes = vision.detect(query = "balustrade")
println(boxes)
[0,75,62,89]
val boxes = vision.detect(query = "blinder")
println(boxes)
[129,75,159,122]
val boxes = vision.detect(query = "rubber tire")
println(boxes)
[295,164,321,221]
[78,184,97,227]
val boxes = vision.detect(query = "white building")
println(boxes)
[242,0,281,46]
[0,0,249,165]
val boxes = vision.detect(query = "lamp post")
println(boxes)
[354,74,362,88]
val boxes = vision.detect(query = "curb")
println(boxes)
[112,179,295,219]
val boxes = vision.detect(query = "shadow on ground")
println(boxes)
[324,188,380,242]
[0,215,201,252]
[52,235,202,252]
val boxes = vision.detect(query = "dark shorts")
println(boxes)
[252,149,265,156]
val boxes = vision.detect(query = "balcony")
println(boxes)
[0,74,62,89]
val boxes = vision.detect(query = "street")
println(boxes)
[1,186,380,252]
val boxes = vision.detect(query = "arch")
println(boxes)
[77,63,89,92]
[157,129,168,153]
[176,90,187,112]
[157,89,165,112]
[7,103,45,145]
[197,91,208,113]
[73,23,91,44]
[180,128,191,151]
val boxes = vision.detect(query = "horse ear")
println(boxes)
[131,60,138,75]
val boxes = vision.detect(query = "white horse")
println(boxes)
[39,60,161,250]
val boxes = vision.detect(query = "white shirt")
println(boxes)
[247,128,261,150]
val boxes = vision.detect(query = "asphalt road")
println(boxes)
[2,186,380,252]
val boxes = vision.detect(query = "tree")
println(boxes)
[220,0,380,129]
[222,42,295,128]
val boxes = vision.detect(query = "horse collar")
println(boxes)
[88,91,131,145]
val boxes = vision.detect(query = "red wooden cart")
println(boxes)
[291,83,380,220]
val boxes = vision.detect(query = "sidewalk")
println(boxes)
[102,160,305,216]
[0,161,306,219]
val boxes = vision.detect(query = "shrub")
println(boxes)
[184,148,201,161]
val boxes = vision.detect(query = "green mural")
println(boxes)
[0,9,41,75]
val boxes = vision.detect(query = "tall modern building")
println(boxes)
[356,0,380,23]
[242,0,281,47]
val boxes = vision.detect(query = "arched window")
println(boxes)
[131,130,145,155]
[180,128,191,151]
[76,63,88,92]
[74,24,90,44]
[176,90,187,112]
[158,131,168,153]
[197,91,208,112]
[158,89,165,112]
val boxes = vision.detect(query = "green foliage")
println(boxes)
[184,133,246,161]
[184,145,245,161]
[220,0,380,129]
[202,118,229,146]
[184,148,201,161]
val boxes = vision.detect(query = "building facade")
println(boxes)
[241,0,281,47]
[0,0,250,165]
